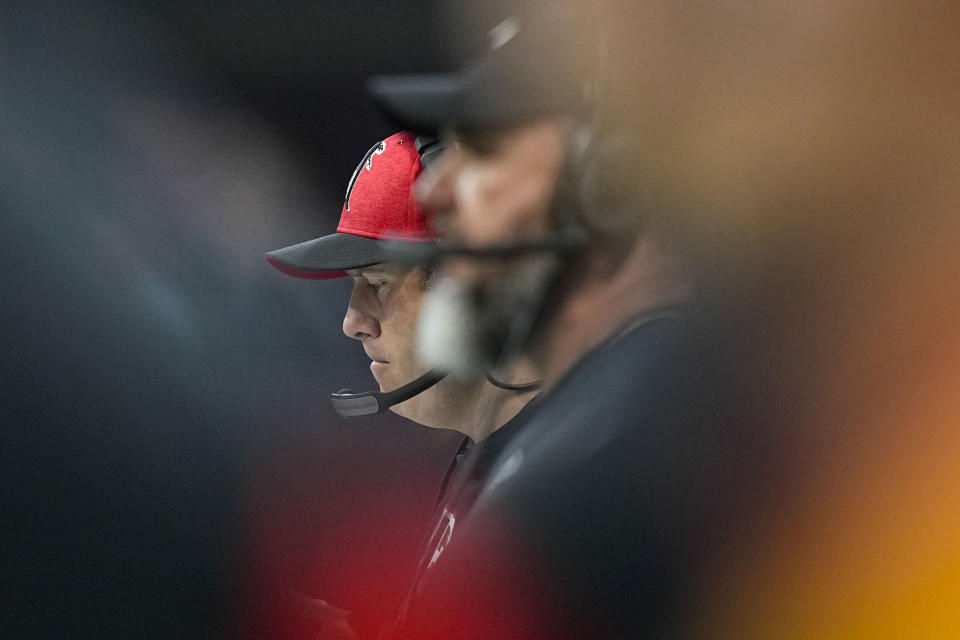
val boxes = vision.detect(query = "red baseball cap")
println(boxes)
[266,131,436,280]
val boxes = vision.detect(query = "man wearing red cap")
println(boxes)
[267,131,534,439]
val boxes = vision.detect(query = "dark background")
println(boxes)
[0,1,510,637]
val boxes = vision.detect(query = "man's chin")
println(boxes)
[373,369,415,394]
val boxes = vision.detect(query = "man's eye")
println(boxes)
[370,281,388,293]
[453,128,509,159]
[464,140,498,159]
[452,134,494,159]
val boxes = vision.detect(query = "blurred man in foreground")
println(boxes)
[367,7,735,638]
[265,130,535,638]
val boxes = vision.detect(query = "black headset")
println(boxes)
[558,123,651,242]
[389,124,650,269]
[415,135,444,171]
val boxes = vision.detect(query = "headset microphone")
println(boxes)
[331,370,446,418]
[331,368,537,417]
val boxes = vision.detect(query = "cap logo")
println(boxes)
[489,16,520,51]
[344,140,387,211]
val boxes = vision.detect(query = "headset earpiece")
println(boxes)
[567,125,646,240]
[415,135,444,171]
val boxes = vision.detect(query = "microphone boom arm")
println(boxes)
[330,370,446,418]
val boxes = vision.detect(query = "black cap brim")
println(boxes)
[366,74,460,135]
[266,233,393,280]
[368,69,584,135]
[368,7,595,135]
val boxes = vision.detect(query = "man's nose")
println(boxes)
[342,284,381,341]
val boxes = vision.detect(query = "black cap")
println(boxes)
[367,6,596,134]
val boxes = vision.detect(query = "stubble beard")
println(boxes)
[416,255,559,380]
